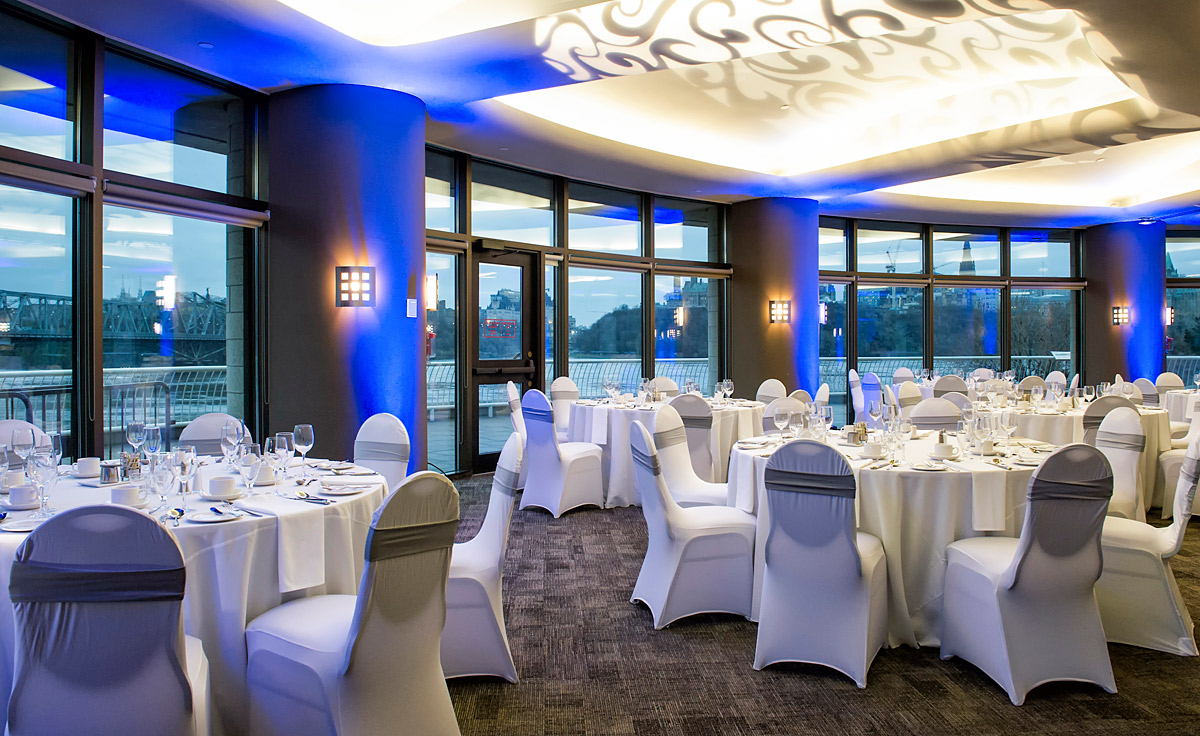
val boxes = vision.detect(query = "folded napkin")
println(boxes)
[321,473,385,487]
[234,495,326,593]
[967,464,1007,532]
[588,406,610,444]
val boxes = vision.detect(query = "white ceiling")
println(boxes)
[25,0,1200,226]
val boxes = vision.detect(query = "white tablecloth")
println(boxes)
[891,383,934,402]
[568,400,765,506]
[0,461,386,736]
[727,434,1037,647]
[1164,389,1197,422]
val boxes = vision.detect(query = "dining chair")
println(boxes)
[506,381,528,489]
[549,376,580,442]
[1095,407,1145,521]
[882,385,897,412]
[179,412,247,456]
[1069,373,1080,392]
[246,472,461,736]
[1156,371,1186,391]
[629,421,755,629]
[1096,432,1200,655]
[1157,371,1191,439]
[908,397,961,431]
[648,376,680,398]
[788,389,813,403]
[897,381,923,418]
[848,369,865,425]
[8,505,210,736]
[814,383,831,409]
[1157,395,1200,516]
[762,397,808,435]
[942,392,972,413]
[1082,396,1138,445]
[442,433,522,682]
[518,389,604,517]
[1134,378,1159,407]
[0,420,49,469]
[353,413,410,492]
[971,368,995,380]
[933,375,969,398]
[1017,375,1047,398]
[653,404,726,507]
[1046,370,1068,386]
[893,367,915,384]
[755,378,787,404]
[667,393,719,482]
[941,444,1116,705]
[753,440,887,688]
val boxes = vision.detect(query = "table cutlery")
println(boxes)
[289,490,332,505]
[210,505,243,518]
[167,508,184,527]
[224,501,266,517]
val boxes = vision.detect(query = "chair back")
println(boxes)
[788,389,813,403]
[178,412,246,456]
[1069,373,1080,391]
[630,421,683,544]
[1180,395,1200,446]
[667,394,716,481]
[1095,408,1144,519]
[549,376,579,437]
[1157,371,1186,391]
[762,397,807,434]
[9,506,192,736]
[942,392,972,413]
[1082,396,1137,445]
[909,397,962,431]
[882,385,897,409]
[654,403,707,491]
[1133,378,1158,407]
[354,413,411,492]
[893,367,914,384]
[814,383,830,407]
[897,381,923,418]
[848,369,864,420]
[0,420,49,470]
[933,375,968,398]
[971,368,995,380]
[763,440,862,577]
[1002,445,1112,595]
[756,379,787,404]
[1165,432,1200,558]
[506,381,525,439]
[1017,375,1047,398]
[861,373,883,419]
[1046,370,1067,386]
[648,376,679,398]
[468,433,522,563]
[521,390,562,468]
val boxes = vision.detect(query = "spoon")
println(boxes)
[168,508,185,527]
[291,490,332,505]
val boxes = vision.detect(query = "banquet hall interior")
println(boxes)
[5,0,1200,733]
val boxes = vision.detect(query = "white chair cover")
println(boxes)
[1095,407,1145,521]
[178,412,247,456]
[1082,396,1138,445]
[762,397,807,435]
[1046,370,1067,386]
[653,404,726,507]
[353,413,410,492]
[892,367,914,384]
[942,392,972,413]
[246,472,461,736]
[1157,372,1186,391]
[1155,395,1200,516]
[908,397,961,431]
[1096,432,1200,655]
[1134,378,1159,407]
[896,381,923,418]
[1070,373,1080,391]
[442,434,522,681]
[932,375,969,399]
[752,440,887,687]
[861,373,884,429]
[971,368,995,380]
[549,376,579,442]
[506,381,528,489]
[8,505,209,736]
[648,376,680,398]
[848,369,865,424]
[518,390,604,517]
[882,385,897,410]
[629,421,755,628]
[667,393,719,483]
[1017,375,1047,398]
[814,383,830,409]
[941,444,1116,705]
[788,389,813,403]
[755,379,787,405]
[0,420,49,469]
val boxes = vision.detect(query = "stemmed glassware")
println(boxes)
[1030,385,1045,410]
[954,420,971,458]
[999,409,1018,456]
[274,432,296,481]
[293,424,315,480]
[868,400,882,429]
[1121,381,1136,401]
[144,426,162,459]
[1194,372,1200,392]
[126,420,146,460]
[220,420,244,470]
[722,379,735,403]
[821,405,834,436]
[149,452,174,510]
[772,409,789,442]
[27,450,58,519]
[897,418,914,464]
[172,445,198,507]
[1083,385,1095,403]
[10,428,33,473]
[236,443,263,494]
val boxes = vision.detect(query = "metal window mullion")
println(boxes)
[76,33,104,458]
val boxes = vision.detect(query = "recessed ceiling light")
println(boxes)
[197,42,214,49]
[779,104,790,110]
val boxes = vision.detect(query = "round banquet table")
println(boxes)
[0,461,386,736]
[727,433,1039,648]
[568,398,765,507]
[891,382,934,402]
[1165,389,1197,422]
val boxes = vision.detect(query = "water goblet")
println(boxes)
[126,420,146,460]
[772,409,789,442]
[898,418,915,464]
[143,425,162,459]
[220,420,244,470]
[274,432,296,480]
[172,445,198,504]
[10,428,34,469]
[1194,373,1200,392]
[955,421,971,458]
[1030,386,1045,409]
[293,424,315,479]
[27,450,58,519]
[236,443,263,494]
[722,379,735,402]
[868,400,882,428]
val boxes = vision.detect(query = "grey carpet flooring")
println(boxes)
[447,474,1200,735]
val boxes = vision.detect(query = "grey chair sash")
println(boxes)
[354,440,410,464]
[1095,431,1146,452]
[1141,394,1159,407]
[680,415,712,429]
[1028,475,1114,502]
[9,562,185,603]
[492,466,521,497]
[849,378,861,390]
[1082,414,1104,432]
[508,398,521,413]
[550,388,579,401]
[366,519,458,562]
[1181,455,1200,487]
[933,388,950,398]
[523,406,554,423]
[631,446,661,475]
[898,395,921,408]
[189,439,224,457]
[653,426,687,449]
[912,415,959,426]
[764,468,856,499]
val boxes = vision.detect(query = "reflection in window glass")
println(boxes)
[1011,288,1077,378]
[857,285,924,379]
[654,275,718,393]
[103,52,244,194]
[932,227,999,276]
[477,384,512,456]
[1167,288,1200,381]
[933,287,1000,374]
[478,263,523,360]
[1011,229,1073,278]
[425,149,455,233]
[654,197,718,262]
[568,267,642,398]
[819,283,848,426]
[0,12,74,160]
[1166,233,1200,278]
[568,183,640,254]
[546,263,557,386]
[856,221,923,274]
[426,252,457,473]
[471,162,553,246]
[102,206,247,457]
[819,219,847,271]
[0,184,75,455]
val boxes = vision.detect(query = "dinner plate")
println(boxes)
[0,499,38,511]
[198,492,243,502]
[912,463,948,471]
[186,510,240,524]
[320,484,370,496]
[0,519,41,533]
[1011,457,1041,466]
[105,497,153,509]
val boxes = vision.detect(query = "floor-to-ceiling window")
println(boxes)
[857,285,925,381]
[932,287,1001,374]
[569,267,643,398]
[1167,231,1200,381]
[425,251,458,473]
[653,275,719,394]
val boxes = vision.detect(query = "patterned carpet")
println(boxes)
[447,474,1200,735]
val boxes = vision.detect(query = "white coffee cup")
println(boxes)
[978,439,995,455]
[933,443,956,459]
[864,442,886,459]
[208,475,238,499]
[2,470,24,491]
[110,483,147,507]
[74,457,101,477]
[9,484,37,506]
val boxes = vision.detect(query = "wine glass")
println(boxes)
[1121,381,1135,401]
[27,450,57,519]
[172,445,198,505]
[722,379,735,402]
[999,409,1018,456]
[220,420,244,470]
[1030,385,1045,409]
[293,424,315,479]
[42,433,63,471]
[274,432,296,480]
[898,418,914,464]
[955,420,971,458]
[1194,372,1200,392]
[144,426,162,459]
[10,428,33,471]
[125,420,146,459]
[149,452,174,509]
[1083,385,1095,403]
[868,400,882,429]
[821,405,834,435]
[236,443,263,494]
[772,409,789,442]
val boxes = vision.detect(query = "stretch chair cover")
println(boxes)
[8,506,210,736]
[1082,395,1138,445]
[861,373,884,429]
[179,412,248,457]
[940,445,1116,706]
[814,383,831,409]
[648,376,680,398]
[1158,371,1186,391]
[629,421,755,629]
[882,385,898,411]
[1046,370,1068,386]
[654,404,727,507]
[897,381,923,418]
[1096,432,1200,655]
[942,392,972,413]
[753,441,887,687]
[668,393,720,482]
[0,420,48,470]
[848,369,865,425]
[909,398,962,432]
[442,434,522,681]
[788,389,813,403]
[1070,373,1080,391]
[762,397,808,435]
[353,413,410,492]
[755,379,787,405]
[518,390,604,517]
[246,472,461,736]
[972,368,995,380]
[893,367,915,384]
[933,375,969,399]
[1156,395,1200,516]
[1162,376,1192,439]
[1095,408,1146,521]
[549,376,579,442]
[507,382,528,489]
[1134,378,1160,408]
[1017,375,1047,399]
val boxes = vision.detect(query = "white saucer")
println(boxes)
[0,499,39,511]
[859,453,887,461]
[0,518,41,533]
[1011,457,1041,467]
[319,484,370,496]
[106,498,153,509]
[929,452,962,462]
[199,492,243,502]
[186,510,239,524]
[70,470,101,480]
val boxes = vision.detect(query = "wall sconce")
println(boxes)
[769,300,791,324]
[1112,306,1130,325]
[818,302,828,325]
[425,274,438,311]
[336,266,376,307]
[1166,306,1175,326]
